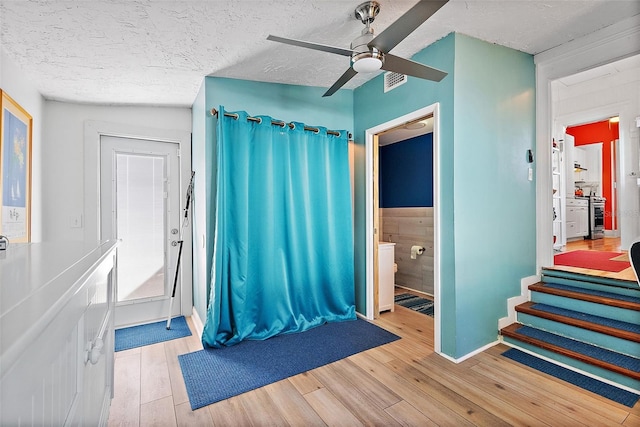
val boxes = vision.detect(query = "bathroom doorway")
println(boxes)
[365,103,442,352]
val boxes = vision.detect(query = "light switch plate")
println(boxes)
[528,168,533,181]
[69,214,83,228]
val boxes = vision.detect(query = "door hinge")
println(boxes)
[164,191,168,198]
[177,148,181,157]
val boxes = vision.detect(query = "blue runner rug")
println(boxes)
[502,348,640,407]
[394,293,434,317]
[178,319,400,410]
[115,316,192,351]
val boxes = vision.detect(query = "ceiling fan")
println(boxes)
[267,0,449,97]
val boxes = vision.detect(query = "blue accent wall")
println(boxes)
[379,133,433,208]
[191,33,536,360]
[450,34,536,357]
[191,77,354,322]
[205,77,353,131]
[353,33,456,326]
[353,33,536,358]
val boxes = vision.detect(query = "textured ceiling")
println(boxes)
[1,0,639,107]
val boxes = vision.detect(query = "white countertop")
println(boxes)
[0,240,117,376]
[0,240,116,316]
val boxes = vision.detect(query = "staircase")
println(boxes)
[500,268,640,392]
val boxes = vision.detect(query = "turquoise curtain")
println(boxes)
[202,107,355,348]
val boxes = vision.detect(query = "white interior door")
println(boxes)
[100,135,181,327]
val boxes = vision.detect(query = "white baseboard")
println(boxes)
[395,285,434,298]
[497,274,539,330]
[605,229,620,238]
[190,307,204,339]
[437,340,499,364]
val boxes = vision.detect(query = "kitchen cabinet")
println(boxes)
[566,198,588,239]
[574,144,603,197]
[0,241,118,426]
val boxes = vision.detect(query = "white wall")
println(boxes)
[1,48,45,241]
[43,101,192,241]
[535,15,640,268]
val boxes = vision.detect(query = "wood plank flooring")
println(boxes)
[108,309,640,426]
[547,237,637,282]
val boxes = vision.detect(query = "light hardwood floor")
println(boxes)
[547,237,637,282]
[108,309,640,426]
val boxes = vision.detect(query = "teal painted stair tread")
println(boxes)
[516,310,640,358]
[541,268,639,290]
[530,292,639,325]
[515,325,640,373]
[540,282,640,305]
[530,303,640,335]
[528,281,640,325]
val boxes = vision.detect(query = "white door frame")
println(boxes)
[365,102,442,353]
[84,121,193,317]
[535,15,640,269]
[554,105,627,243]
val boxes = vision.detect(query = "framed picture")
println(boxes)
[0,90,32,243]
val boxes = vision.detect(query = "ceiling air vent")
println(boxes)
[384,71,407,93]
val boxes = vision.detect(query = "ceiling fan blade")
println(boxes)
[323,68,358,97]
[369,0,448,53]
[267,35,353,57]
[381,53,447,82]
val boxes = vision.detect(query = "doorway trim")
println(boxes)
[534,15,640,269]
[365,102,442,353]
[554,105,627,242]
[84,120,193,317]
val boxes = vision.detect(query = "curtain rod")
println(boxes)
[210,108,351,139]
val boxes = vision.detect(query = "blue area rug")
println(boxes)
[115,316,192,351]
[502,348,640,407]
[178,319,400,409]
[394,293,434,316]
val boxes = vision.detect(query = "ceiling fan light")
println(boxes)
[353,56,383,73]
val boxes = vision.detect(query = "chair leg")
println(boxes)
[630,241,640,286]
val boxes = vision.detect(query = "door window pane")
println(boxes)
[115,153,165,302]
